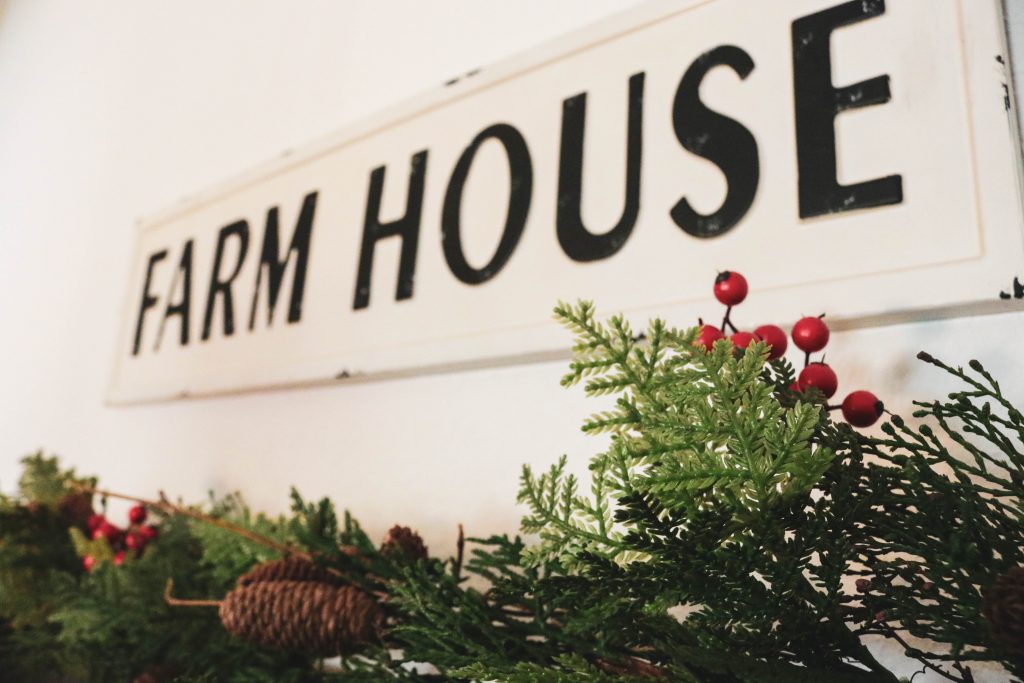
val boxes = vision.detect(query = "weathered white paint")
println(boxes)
[1,1,1023,679]
[111,0,1024,403]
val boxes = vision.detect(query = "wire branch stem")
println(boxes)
[80,485,309,559]
[163,579,222,608]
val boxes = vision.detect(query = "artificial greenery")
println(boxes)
[0,302,1021,682]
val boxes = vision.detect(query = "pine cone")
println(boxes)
[57,493,94,528]
[983,566,1024,655]
[381,525,427,561]
[237,556,344,587]
[220,580,383,656]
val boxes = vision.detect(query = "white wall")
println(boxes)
[1,1,1022,680]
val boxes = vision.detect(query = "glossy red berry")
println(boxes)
[730,331,760,352]
[82,555,96,572]
[114,551,126,567]
[138,525,159,542]
[695,324,724,352]
[128,504,147,525]
[87,514,105,533]
[842,391,884,428]
[798,363,838,398]
[92,521,122,544]
[124,531,144,552]
[754,324,788,360]
[714,271,748,306]
[792,316,830,353]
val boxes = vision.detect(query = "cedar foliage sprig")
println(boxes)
[848,353,1024,678]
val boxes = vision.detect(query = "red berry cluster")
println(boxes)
[696,271,884,429]
[83,504,159,571]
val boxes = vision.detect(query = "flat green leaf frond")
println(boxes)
[518,455,631,569]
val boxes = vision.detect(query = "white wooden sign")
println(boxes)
[111,0,1024,403]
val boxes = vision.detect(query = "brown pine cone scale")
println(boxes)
[237,556,343,587]
[381,525,428,561]
[220,580,383,656]
[57,493,94,528]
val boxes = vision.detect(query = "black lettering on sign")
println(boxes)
[792,0,903,218]
[353,151,428,310]
[248,191,318,330]
[557,72,644,261]
[442,123,532,284]
[671,45,759,239]
[202,220,249,340]
[132,249,168,356]
[155,239,193,351]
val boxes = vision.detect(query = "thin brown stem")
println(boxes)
[164,579,221,608]
[720,306,738,334]
[81,485,306,559]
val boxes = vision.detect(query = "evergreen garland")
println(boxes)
[0,301,1020,682]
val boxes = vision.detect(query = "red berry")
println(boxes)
[791,316,830,353]
[798,363,838,398]
[125,532,144,552]
[128,504,147,525]
[92,521,123,544]
[730,331,760,352]
[695,324,724,352]
[82,555,96,572]
[855,578,872,593]
[114,551,126,567]
[874,610,886,623]
[754,325,788,360]
[842,391,884,428]
[87,514,106,533]
[922,581,935,592]
[714,271,748,306]
[138,525,159,542]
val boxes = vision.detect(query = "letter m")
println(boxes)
[248,191,318,330]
